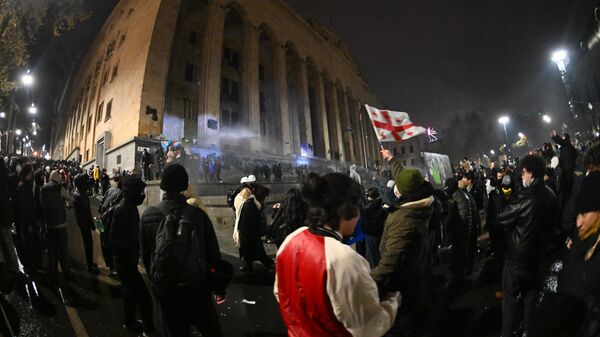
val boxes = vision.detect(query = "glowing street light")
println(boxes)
[490,150,495,155]
[551,50,569,72]
[498,116,510,156]
[28,104,37,114]
[542,115,552,123]
[32,130,37,136]
[0,112,5,118]
[21,70,34,87]
[15,129,22,136]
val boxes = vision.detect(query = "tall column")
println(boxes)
[273,42,292,156]
[297,60,313,156]
[315,73,331,159]
[330,85,345,162]
[242,24,261,152]
[343,92,356,163]
[198,1,227,145]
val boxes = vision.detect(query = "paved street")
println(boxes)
[3,197,506,337]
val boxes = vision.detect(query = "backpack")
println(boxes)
[226,188,240,209]
[150,205,207,288]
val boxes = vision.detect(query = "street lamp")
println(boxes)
[542,115,552,123]
[28,104,37,114]
[490,150,495,155]
[498,116,510,156]
[15,129,22,136]
[0,112,5,118]
[551,50,569,73]
[21,70,34,87]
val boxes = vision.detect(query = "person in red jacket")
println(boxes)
[274,172,400,337]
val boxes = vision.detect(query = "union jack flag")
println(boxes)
[365,105,426,142]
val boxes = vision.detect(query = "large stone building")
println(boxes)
[51,0,384,173]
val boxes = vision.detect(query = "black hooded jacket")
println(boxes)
[73,174,94,229]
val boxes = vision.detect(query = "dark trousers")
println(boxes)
[466,229,478,275]
[100,233,113,270]
[450,227,468,288]
[241,238,272,268]
[47,227,71,278]
[78,224,94,267]
[156,294,222,337]
[501,261,540,337]
[16,222,42,273]
[115,258,154,329]
[365,235,381,268]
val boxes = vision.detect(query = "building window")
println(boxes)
[185,63,195,82]
[401,146,406,155]
[183,99,197,120]
[189,31,198,45]
[259,92,266,112]
[102,67,110,86]
[111,62,119,81]
[117,154,121,165]
[221,77,240,103]
[223,48,240,70]
[119,32,127,46]
[392,147,397,155]
[87,115,92,133]
[86,149,90,162]
[96,102,104,123]
[410,145,414,153]
[127,7,134,18]
[105,99,113,121]
[259,64,265,81]
[411,159,415,165]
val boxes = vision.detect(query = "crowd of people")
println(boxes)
[0,129,599,337]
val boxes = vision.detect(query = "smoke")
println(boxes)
[216,127,259,140]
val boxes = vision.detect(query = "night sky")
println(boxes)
[27,0,596,149]
[285,0,596,144]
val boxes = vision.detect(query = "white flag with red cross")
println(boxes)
[365,104,426,142]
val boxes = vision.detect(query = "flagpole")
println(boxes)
[364,104,387,154]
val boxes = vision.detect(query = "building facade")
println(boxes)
[51,0,383,172]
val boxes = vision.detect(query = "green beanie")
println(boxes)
[395,169,423,195]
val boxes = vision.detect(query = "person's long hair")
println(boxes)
[278,188,307,230]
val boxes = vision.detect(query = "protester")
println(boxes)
[274,172,400,336]
[72,173,100,274]
[237,183,273,272]
[141,149,151,181]
[552,130,578,207]
[363,187,386,268]
[496,154,558,337]
[269,188,306,248]
[373,149,433,337]
[14,164,42,276]
[40,170,74,281]
[93,165,101,195]
[140,163,225,337]
[98,174,123,277]
[109,175,155,335]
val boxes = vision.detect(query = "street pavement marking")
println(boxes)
[58,288,90,337]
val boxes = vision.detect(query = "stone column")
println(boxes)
[198,2,227,145]
[273,42,292,156]
[297,60,313,156]
[315,73,331,159]
[242,24,261,152]
[330,86,345,162]
[343,92,356,163]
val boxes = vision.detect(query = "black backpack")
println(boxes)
[150,205,207,288]
[226,188,240,209]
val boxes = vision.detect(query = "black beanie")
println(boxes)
[575,171,600,214]
[122,175,147,198]
[160,163,189,192]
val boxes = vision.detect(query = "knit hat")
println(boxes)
[160,163,189,192]
[395,169,424,195]
[575,172,600,214]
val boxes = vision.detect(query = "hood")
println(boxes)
[49,171,62,184]
[401,195,435,209]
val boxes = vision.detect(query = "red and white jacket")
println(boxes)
[274,227,399,337]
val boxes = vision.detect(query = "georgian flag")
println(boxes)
[365,104,426,142]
